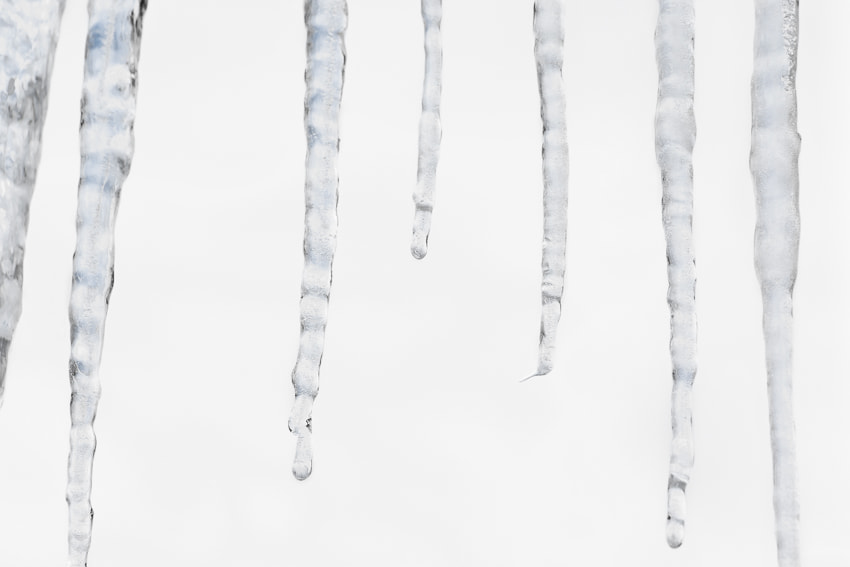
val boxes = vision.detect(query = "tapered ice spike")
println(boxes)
[290,0,347,481]
[411,0,442,259]
[0,0,66,410]
[654,0,697,548]
[750,1,802,565]
[67,1,147,565]
[531,0,568,377]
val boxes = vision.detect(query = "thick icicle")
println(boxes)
[528,0,568,378]
[410,0,442,259]
[750,1,801,565]
[289,0,347,481]
[0,0,66,409]
[654,0,697,549]
[67,1,146,564]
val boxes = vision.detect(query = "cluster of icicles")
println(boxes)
[0,0,802,565]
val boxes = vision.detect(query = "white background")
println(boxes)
[1,1,849,565]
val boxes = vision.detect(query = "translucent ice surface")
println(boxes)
[654,0,697,549]
[289,0,348,481]
[530,0,568,378]
[410,0,442,260]
[0,0,66,409]
[750,1,801,565]
[67,1,147,565]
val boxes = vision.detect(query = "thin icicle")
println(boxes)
[751,1,801,565]
[289,0,347,481]
[528,0,568,378]
[67,1,146,564]
[654,0,697,549]
[0,0,66,409]
[410,0,442,259]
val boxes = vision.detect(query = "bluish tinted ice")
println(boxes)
[410,0,442,259]
[0,0,66,409]
[750,1,801,565]
[654,0,697,549]
[289,0,348,481]
[67,1,147,564]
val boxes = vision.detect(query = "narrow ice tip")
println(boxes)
[666,517,685,548]
[520,368,551,383]
[410,231,428,259]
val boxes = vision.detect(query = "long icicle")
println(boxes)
[0,0,66,409]
[654,0,697,549]
[751,1,801,565]
[410,0,442,259]
[526,0,568,379]
[289,0,348,481]
[67,1,147,564]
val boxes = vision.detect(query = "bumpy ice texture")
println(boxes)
[750,1,801,565]
[529,0,568,378]
[0,0,66,409]
[289,0,348,481]
[410,0,442,259]
[654,0,697,549]
[67,1,146,565]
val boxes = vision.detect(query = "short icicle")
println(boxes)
[289,0,348,481]
[410,0,442,259]
[750,1,801,565]
[654,0,697,549]
[67,1,147,565]
[0,0,66,409]
[526,0,568,379]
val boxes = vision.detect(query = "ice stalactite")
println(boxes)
[0,0,66,409]
[527,0,568,379]
[750,1,801,565]
[67,0,146,564]
[654,0,697,549]
[410,0,442,259]
[289,0,347,481]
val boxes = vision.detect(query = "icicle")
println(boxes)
[654,0,697,549]
[751,1,801,565]
[410,0,442,259]
[0,0,66,409]
[289,0,347,481]
[67,1,146,565]
[526,0,568,379]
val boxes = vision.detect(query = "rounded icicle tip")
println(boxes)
[410,232,428,260]
[292,460,312,481]
[292,433,313,480]
[666,517,685,549]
